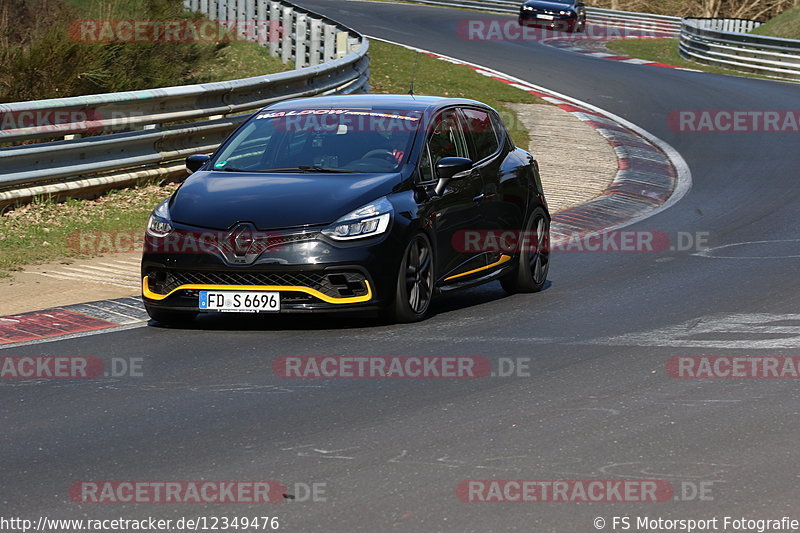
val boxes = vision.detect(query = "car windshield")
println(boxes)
[210,109,423,174]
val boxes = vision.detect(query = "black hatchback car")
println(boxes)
[519,0,587,33]
[141,95,550,323]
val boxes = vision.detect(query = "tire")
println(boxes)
[382,233,435,324]
[500,207,550,294]
[145,306,197,325]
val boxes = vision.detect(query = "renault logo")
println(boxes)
[229,223,256,256]
[222,223,264,265]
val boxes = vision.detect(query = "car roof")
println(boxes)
[261,94,490,114]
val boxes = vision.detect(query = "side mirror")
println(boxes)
[434,157,473,196]
[186,154,211,173]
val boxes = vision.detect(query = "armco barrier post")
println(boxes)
[324,23,336,62]
[282,6,294,64]
[310,19,323,66]
[269,2,281,57]
[295,13,308,69]
[336,31,348,58]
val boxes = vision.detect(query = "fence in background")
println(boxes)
[680,18,800,81]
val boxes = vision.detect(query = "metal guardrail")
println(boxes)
[0,0,369,207]
[679,18,800,81]
[387,0,681,34]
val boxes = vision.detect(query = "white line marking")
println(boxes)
[693,239,800,259]
[97,262,140,271]
[589,313,800,349]
[34,271,133,288]
[64,265,138,277]
[107,299,146,312]
[0,322,148,350]
[79,302,141,323]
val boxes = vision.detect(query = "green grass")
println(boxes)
[751,6,800,40]
[191,40,291,82]
[0,183,180,278]
[0,0,289,102]
[606,38,769,80]
[368,39,544,148]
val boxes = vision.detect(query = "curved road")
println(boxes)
[3,1,800,531]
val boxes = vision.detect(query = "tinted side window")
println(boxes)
[461,108,499,162]
[419,145,434,182]
[420,110,469,181]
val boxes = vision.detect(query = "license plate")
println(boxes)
[537,14,555,20]
[199,291,280,313]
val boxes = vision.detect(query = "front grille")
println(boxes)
[149,270,369,300]
[243,231,320,255]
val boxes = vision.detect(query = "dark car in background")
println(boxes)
[141,95,550,324]
[519,0,587,32]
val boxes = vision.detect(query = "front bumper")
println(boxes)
[518,11,577,28]
[141,226,404,314]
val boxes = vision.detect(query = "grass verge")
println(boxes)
[751,7,800,40]
[368,39,544,148]
[0,183,180,279]
[606,38,773,80]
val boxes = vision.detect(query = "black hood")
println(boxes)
[523,0,576,9]
[169,171,402,230]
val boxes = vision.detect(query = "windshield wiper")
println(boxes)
[217,167,303,173]
[297,165,356,173]
[216,166,357,173]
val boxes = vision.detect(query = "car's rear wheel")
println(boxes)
[500,207,550,294]
[383,233,435,323]
[145,306,197,325]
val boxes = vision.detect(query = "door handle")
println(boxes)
[473,193,486,203]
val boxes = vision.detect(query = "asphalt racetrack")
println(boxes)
[3,1,800,531]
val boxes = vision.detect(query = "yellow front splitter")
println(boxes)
[141,276,373,305]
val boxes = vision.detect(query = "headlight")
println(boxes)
[522,5,534,10]
[322,197,393,241]
[146,199,174,238]
[559,10,571,15]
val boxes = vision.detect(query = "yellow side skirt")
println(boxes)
[444,254,512,282]
[141,276,373,305]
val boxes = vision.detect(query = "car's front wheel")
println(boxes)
[383,233,435,323]
[145,306,198,325]
[501,207,550,294]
